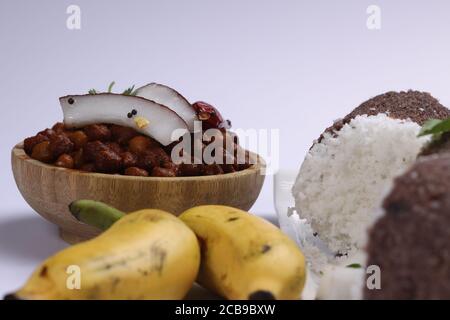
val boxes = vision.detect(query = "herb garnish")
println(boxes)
[88,82,137,96]
[107,81,115,93]
[418,118,450,139]
[122,85,137,96]
[346,263,362,269]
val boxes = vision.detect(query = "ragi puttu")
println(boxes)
[365,155,450,299]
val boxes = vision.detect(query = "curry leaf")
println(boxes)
[418,118,450,137]
[107,81,116,93]
[122,85,137,96]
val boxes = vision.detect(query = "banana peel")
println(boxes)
[6,206,200,300]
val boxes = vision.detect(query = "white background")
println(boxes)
[2,0,450,297]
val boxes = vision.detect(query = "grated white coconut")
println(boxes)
[316,265,365,300]
[292,114,429,260]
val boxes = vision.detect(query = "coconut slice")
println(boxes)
[60,93,188,146]
[135,83,197,131]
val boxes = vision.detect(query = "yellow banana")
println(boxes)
[179,205,306,300]
[8,209,200,300]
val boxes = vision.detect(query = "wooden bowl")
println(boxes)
[11,144,265,243]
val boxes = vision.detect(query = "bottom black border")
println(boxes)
[1,300,445,319]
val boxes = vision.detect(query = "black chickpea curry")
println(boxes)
[23,83,251,177]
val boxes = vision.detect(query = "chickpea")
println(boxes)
[124,167,149,177]
[203,164,224,176]
[52,122,66,133]
[151,146,171,163]
[151,167,177,177]
[128,136,154,154]
[55,154,74,169]
[80,163,95,172]
[31,141,53,163]
[94,149,122,173]
[138,152,159,170]
[38,128,57,138]
[111,125,138,145]
[49,134,74,158]
[221,164,236,173]
[233,160,251,171]
[84,124,111,141]
[121,151,138,168]
[67,131,88,150]
[162,161,178,171]
[83,141,108,162]
[137,148,170,170]
[236,163,251,171]
[177,164,203,176]
[24,134,49,155]
[105,142,122,154]
[71,149,84,168]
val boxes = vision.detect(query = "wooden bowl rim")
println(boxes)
[12,143,265,182]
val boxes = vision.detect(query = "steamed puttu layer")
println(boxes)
[293,114,427,255]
